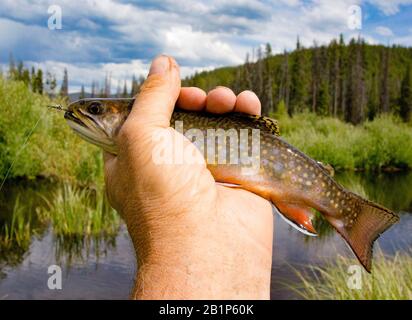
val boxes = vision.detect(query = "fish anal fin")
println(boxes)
[275,202,317,236]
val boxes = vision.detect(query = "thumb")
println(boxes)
[128,55,181,129]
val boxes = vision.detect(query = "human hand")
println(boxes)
[104,55,274,299]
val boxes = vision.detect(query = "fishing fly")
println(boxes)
[48,104,69,112]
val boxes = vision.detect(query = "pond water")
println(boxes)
[0,172,411,300]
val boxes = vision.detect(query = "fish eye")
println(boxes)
[87,102,103,115]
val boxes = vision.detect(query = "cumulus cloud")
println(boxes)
[375,26,394,37]
[367,0,412,15]
[0,0,410,93]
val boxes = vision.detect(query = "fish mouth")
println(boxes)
[64,110,118,154]
[64,110,84,126]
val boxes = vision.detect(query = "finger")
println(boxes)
[205,86,237,114]
[127,55,181,129]
[177,87,207,111]
[234,90,261,115]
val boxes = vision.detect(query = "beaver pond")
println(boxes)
[0,171,411,299]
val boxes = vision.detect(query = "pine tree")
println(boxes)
[22,69,30,87]
[122,81,128,98]
[45,71,57,97]
[338,34,347,119]
[116,80,121,98]
[367,70,380,120]
[17,61,24,80]
[79,84,86,99]
[103,73,111,97]
[380,47,390,113]
[261,43,274,115]
[131,75,139,96]
[290,37,306,114]
[8,53,16,80]
[399,64,412,122]
[91,81,96,98]
[240,53,253,91]
[255,46,265,113]
[346,38,366,124]
[329,39,340,117]
[278,50,290,111]
[311,41,320,113]
[60,68,68,97]
[35,69,43,94]
[317,79,330,116]
[30,67,36,91]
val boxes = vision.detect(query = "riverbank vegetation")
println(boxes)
[1,75,411,184]
[277,108,412,170]
[0,183,120,266]
[0,76,103,183]
[292,250,412,299]
[39,184,120,241]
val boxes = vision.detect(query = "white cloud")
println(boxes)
[0,0,410,93]
[278,0,301,6]
[375,26,394,37]
[163,25,243,65]
[367,0,412,15]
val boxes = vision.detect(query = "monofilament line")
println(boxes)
[0,110,45,192]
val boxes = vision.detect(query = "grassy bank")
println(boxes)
[292,250,412,299]
[276,111,412,171]
[0,183,121,265]
[0,77,103,183]
[1,77,412,183]
[39,184,120,240]
[0,197,32,260]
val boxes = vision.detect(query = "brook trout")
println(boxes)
[63,98,399,272]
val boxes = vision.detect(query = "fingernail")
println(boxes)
[148,55,170,76]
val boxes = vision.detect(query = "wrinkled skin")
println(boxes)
[103,55,273,299]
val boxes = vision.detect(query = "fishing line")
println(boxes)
[0,108,47,193]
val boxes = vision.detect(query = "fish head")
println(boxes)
[65,98,133,154]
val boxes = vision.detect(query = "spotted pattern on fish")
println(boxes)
[63,98,400,272]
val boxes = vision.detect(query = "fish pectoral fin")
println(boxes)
[215,181,242,188]
[273,202,318,237]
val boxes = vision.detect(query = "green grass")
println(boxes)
[0,76,103,183]
[274,111,412,170]
[0,183,121,266]
[39,184,120,240]
[1,76,411,183]
[291,250,412,299]
[0,197,34,266]
[0,197,31,251]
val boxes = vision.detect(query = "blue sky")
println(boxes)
[1,0,412,93]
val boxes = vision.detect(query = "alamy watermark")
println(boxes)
[48,5,62,30]
[47,265,62,290]
[347,5,362,30]
[151,121,261,175]
[346,265,362,290]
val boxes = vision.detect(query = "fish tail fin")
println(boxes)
[326,193,399,273]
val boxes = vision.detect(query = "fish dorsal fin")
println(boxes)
[247,115,280,136]
[317,161,335,177]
